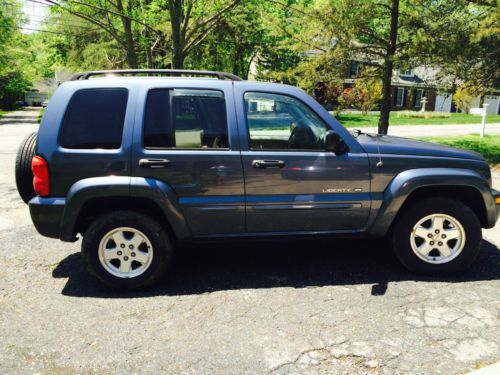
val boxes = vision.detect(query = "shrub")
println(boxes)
[453,85,476,114]
[396,111,451,119]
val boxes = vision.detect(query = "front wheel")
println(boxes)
[392,197,481,275]
[82,210,173,289]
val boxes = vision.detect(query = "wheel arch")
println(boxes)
[368,168,495,237]
[60,176,191,241]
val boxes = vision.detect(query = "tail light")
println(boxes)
[32,156,50,196]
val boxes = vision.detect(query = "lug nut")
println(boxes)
[117,251,122,256]
[129,245,134,249]
[120,244,125,248]
[438,242,443,246]
[430,241,435,245]
[435,229,440,234]
[123,256,129,261]
[427,234,433,238]
[131,252,136,257]
[441,234,446,239]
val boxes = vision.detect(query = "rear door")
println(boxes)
[132,82,245,236]
[234,88,371,234]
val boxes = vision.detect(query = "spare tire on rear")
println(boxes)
[15,132,38,204]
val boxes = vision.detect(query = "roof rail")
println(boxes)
[69,69,243,81]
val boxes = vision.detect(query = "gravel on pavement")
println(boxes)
[0,108,499,374]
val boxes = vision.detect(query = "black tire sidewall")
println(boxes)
[15,132,38,204]
[82,211,172,289]
[392,197,481,275]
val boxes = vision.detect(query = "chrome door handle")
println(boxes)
[252,160,285,169]
[138,158,171,168]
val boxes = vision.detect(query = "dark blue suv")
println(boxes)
[15,70,500,289]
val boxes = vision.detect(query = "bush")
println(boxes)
[396,111,451,119]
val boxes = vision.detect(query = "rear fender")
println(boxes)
[60,176,190,241]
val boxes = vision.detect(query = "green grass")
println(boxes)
[419,135,500,165]
[334,112,500,127]
[38,109,44,123]
[0,110,8,118]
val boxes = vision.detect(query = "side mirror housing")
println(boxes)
[325,130,349,155]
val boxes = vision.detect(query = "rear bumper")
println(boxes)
[29,197,66,239]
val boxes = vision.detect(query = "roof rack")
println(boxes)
[69,69,243,81]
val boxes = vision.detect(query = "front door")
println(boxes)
[132,84,245,236]
[236,90,371,233]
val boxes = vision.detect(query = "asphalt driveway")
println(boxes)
[0,111,499,374]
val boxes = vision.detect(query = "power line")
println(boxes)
[19,26,98,35]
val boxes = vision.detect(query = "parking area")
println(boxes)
[0,113,499,374]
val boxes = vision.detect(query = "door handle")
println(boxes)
[138,158,171,168]
[252,159,285,169]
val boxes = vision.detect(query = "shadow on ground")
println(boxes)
[53,238,500,298]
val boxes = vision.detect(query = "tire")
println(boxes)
[392,197,481,275]
[82,210,173,290]
[15,132,38,204]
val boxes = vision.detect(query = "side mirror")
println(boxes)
[325,130,349,155]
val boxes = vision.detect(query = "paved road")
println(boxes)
[0,111,499,374]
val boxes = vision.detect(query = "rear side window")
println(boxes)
[144,89,228,149]
[59,88,128,149]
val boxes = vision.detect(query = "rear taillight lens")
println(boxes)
[32,156,50,196]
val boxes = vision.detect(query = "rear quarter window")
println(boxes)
[59,88,128,149]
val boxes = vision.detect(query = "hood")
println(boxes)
[355,133,484,161]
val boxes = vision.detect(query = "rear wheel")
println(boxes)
[15,132,38,203]
[392,197,481,275]
[82,210,173,289]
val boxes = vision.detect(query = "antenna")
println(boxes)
[375,117,384,168]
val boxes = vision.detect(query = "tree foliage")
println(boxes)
[0,0,33,109]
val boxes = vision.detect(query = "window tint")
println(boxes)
[144,89,228,149]
[244,92,328,151]
[59,88,128,149]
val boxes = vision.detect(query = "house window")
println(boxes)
[414,89,425,107]
[395,87,406,107]
[400,68,413,77]
[349,62,360,77]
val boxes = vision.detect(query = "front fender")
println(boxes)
[60,176,190,241]
[368,168,496,237]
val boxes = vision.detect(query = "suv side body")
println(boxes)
[26,73,500,289]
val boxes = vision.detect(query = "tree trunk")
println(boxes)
[171,52,185,69]
[117,0,138,69]
[169,0,185,69]
[377,0,399,135]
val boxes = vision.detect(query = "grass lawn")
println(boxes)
[335,112,500,128]
[418,135,500,165]
[0,110,8,118]
[38,109,44,123]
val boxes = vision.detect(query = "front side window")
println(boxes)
[144,89,228,149]
[244,92,328,151]
[59,88,128,149]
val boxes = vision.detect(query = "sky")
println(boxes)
[20,0,48,34]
